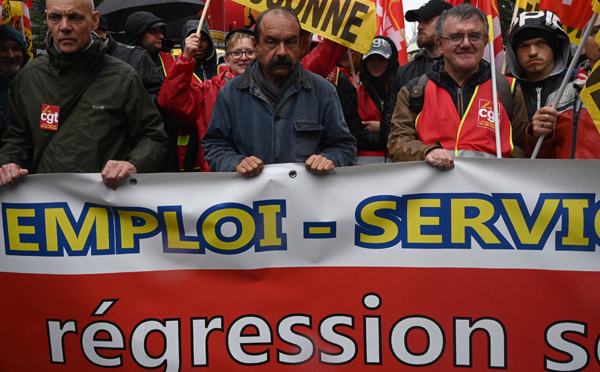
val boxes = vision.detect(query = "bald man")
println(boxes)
[0,0,167,189]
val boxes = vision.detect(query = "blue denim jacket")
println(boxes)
[203,63,357,172]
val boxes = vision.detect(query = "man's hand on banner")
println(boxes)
[305,154,334,174]
[236,156,264,177]
[0,163,28,186]
[101,160,137,190]
[425,148,455,171]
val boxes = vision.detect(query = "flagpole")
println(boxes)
[484,1,501,158]
[503,2,521,75]
[196,0,212,35]
[530,11,599,159]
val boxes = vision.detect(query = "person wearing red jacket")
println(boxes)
[526,17,600,159]
[158,29,256,171]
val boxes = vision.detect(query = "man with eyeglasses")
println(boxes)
[159,28,256,172]
[125,11,174,78]
[525,16,600,158]
[505,10,571,123]
[203,8,356,177]
[387,4,527,170]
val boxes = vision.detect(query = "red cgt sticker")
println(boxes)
[40,104,59,131]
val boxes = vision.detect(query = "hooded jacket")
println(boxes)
[505,10,571,121]
[105,33,163,102]
[180,20,218,81]
[125,11,166,46]
[0,31,167,173]
[0,24,29,130]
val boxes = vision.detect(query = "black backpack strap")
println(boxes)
[495,71,514,122]
[408,74,429,114]
[407,72,514,121]
[29,55,110,174]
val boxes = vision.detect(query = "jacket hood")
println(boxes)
[506,10,570,80]
[0,25,30,65]
[125,11,166,46]
[180,20,215,62]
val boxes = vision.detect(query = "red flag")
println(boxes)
[538,0,594,44]
[539,0,592,31]
[376,0,408,65]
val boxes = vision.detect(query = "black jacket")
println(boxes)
[517,73,564,122]
[105,34,163,102]
[381,49,442,146]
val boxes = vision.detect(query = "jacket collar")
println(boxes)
[428,59,491,87]
[46,31,108,70]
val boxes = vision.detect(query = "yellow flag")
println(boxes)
[231,0,377,54]
[515,0,539,12]
[580,0,600,134]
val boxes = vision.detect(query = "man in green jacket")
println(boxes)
[0,0,167,189]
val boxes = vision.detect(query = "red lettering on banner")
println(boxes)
[40,104,59,131]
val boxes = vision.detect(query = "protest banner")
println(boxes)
[231,0,377,54]
[1,160,600,371]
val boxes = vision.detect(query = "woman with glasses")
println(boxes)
[158,29,256,172]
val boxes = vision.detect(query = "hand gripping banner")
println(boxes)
[1,160,600,371]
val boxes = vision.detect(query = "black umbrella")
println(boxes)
[97,0,206,32]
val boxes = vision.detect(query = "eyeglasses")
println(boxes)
[147,28,164,35]
[439,33,485,46]
[590,26,600,38]
[228,49,256,59]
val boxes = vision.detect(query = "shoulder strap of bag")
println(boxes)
[29,55,110,174]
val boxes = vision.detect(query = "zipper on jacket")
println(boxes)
[457,87,463,117]
[571,98,582,159]
[536,87,542,111]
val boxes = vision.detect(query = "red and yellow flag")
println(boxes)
[375,0,407,65]
[516,0,594,44]
[580,0,600,134]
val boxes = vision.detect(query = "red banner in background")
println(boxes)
[376,0,407,65]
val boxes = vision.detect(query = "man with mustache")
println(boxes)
[388,4,528,170]
[203,8,356,177]
[0,25,29,140]
[505,10,571,122]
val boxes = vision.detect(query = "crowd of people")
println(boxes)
[0,0,598,189]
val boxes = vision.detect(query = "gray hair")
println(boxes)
[435,4,489,38]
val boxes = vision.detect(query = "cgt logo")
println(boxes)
[40,104,59,131]
[477,99,496,131]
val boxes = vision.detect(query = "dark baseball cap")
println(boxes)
[405,0,453,22]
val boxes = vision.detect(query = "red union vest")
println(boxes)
[416,78,514,158]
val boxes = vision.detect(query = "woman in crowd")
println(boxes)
[354,36,399,164]
[158,29,256,171]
